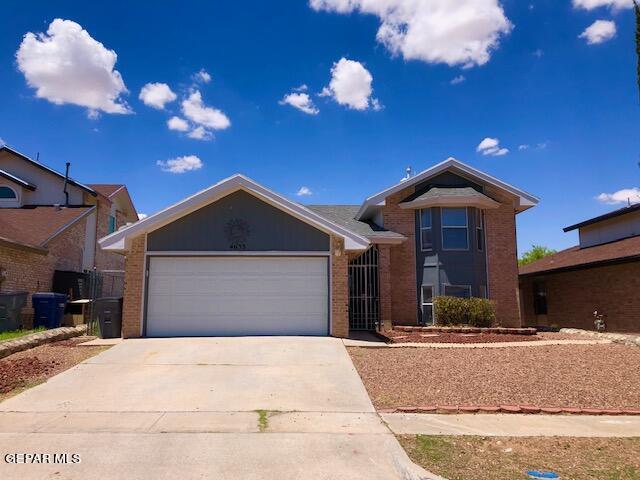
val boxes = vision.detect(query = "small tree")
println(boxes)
[518,245,556,266]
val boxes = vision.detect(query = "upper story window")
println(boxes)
[108,215,116,234]
[441,207,468,250]
[419,208,433,251]
[0,186,17,199]
[476,209,484,251]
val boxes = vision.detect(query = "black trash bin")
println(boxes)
[0,292,28,332]
[94,297,123,339]
[32,293,67,329]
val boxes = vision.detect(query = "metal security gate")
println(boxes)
[348,246,380,331]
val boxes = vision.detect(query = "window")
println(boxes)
[479,285,487,299]
[533,281,547,315]
[419,209,433,251]
[444,284,472,298]
[108,215,116,234]
[421,285,434,325]
[441,207,469,250]
[0,186,17,199]
[476,209,484,251]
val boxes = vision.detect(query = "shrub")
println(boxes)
[433,296,468,326]
[433,296,496,327]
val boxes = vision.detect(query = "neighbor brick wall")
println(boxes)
[484,186,521,327]
[382,187,418,325]
[94,196,126,272]
[121,235,146,338]
[520,261,640,332]
[331,236,349,338]
[0,216,87,302]
[378,244,393,331]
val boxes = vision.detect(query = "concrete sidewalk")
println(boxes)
[383,413,640,437]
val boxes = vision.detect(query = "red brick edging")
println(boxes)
[392,326,537,335]
[378,405,640,415]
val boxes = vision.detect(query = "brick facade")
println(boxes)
[520,261,640,332]
[0,217,87,301]
[484,186,521,327]
[377,244,393,331]
[330,236,349,338]
[93,195,127,272]
[121,235,146,338]
[382,187,419,325]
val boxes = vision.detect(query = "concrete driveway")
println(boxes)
[0,337,437,480]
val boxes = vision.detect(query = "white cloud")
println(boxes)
[138,213,148,220]
[167,116,189,132]
[139,82,177,109]
[16,19,130,115]
[156,155,203,174]
[573,0,633,10]
[181,90,230,130]
[579,20,617,44]
[187,126,212,140]
[194,69,212,83]
[450,75,466,85]
[596,188,640,205]
[293,84,308,92]
[310,0,512,68]
[279,92,319,115]
[477,137,509,156]
[518,144,530,150]
[533,49,544,58]
[296,186,313,196]
[321,58,379,111]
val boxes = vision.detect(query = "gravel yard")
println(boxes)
[348,343,640,409]
[0,338,109,401]
[383,331,583,344]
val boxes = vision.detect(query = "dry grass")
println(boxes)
[348,343,640,409]
[399,435,640,480]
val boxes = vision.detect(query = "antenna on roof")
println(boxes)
[36,152,40,162]
[63,162,70,207]
[400,166,413,182]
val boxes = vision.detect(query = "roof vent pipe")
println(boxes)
[63,162,70,207]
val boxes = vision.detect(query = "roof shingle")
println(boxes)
[306,205,404,239]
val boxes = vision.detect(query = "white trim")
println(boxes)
[440,207,469,251]
[144,250,331,257]
[100,174,369,252]
[399,194,500,210]
[420,284,435,326]
[356,157,539,220]
[476,209,484,252]
[0,184,20,207]
[419,208,433,252]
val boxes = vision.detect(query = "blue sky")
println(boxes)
[0,0,638,254]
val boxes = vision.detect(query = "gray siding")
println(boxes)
[412,172,488,323]
[147,190,330,252]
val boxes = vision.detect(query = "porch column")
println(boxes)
[378,244,393,331]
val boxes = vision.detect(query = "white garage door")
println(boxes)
[145,256,329,336]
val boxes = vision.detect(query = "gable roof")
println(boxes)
[0,145,97,196]
[99,174,371,252]
[563,203,640,232]
[89,184,124,198]
[0,169,37,191]
[0,206,94,253]
[519,235,640,276]
[88,183,138,222]
[356,157,538,220]
[307,205,406,243]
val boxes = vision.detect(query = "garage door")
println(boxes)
[145,257,329,336]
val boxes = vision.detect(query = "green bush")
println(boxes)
[433,296,496,327]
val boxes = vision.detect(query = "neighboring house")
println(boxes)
[100,158,537,338]
[0,145,138,299]
[520,203,640,332]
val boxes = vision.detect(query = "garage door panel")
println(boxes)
[146,257,329,336]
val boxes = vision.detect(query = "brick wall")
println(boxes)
[94,196,126,272]
[484,186,521,327]
[0,217,87,302]
[520,261,640,332]
[378,244,393,331]
[382,187,418,325]
[121,235,145,338]
[331,236,349,338]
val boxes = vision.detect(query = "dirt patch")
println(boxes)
[348,343,640,409]
[385,331,540,344]
[399,435,640,480]
[0,338,109,401]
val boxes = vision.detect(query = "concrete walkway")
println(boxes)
[0,337,439,480]
[383,413,640,437]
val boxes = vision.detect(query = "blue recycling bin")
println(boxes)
[32,293,67,329]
